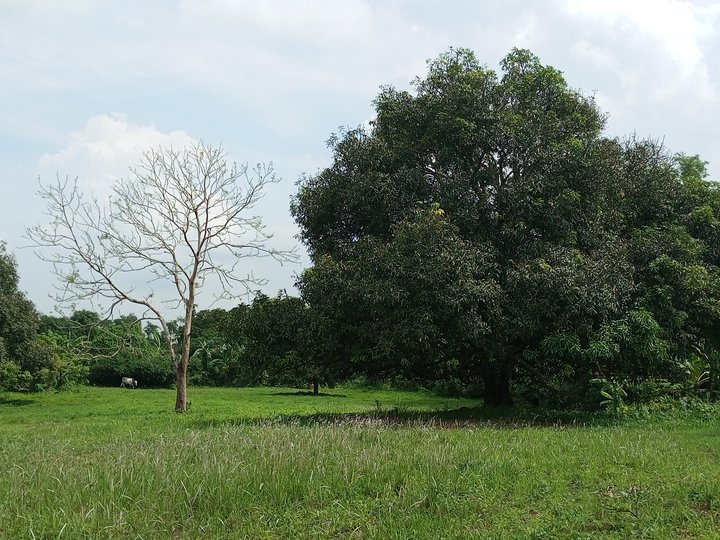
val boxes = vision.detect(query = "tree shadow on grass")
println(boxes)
[191,404,606,430]
[0,396,35,407]
[263,391,348,398]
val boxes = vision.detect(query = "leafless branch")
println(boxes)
[26,141,298,411]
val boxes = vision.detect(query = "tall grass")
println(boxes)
[1,387,718,538]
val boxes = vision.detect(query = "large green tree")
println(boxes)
[293,48,719,405]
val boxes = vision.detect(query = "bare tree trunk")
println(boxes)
[176,295,194,412]
[312,378,319,396]
[175,362,187,411]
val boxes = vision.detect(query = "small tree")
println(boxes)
[240,291,338,395]
[27,142,295,411]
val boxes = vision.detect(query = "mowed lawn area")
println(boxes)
[0,387,718,539]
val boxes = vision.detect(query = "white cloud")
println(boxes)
[557,0,720,175]
[38,114,196,196]
[0,0,440,105]
[178,0,373,43]
[563,0,719,99]
[31,113,304,313]
[566,0,710,65]
[510,13,540,49]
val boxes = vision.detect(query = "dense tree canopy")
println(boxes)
[0,242,79,391]
[0,242,42,369]
[236,292,340,394]
[301,208,499,386]
[293,48,720,405]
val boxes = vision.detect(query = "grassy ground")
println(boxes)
[0,386,718,539]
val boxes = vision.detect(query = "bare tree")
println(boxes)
[27,142,296,411]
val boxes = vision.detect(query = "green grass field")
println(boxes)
[1,386,718,539]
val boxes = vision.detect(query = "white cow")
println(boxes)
[121,376,138,389]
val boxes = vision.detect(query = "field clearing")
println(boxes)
[1,387,719,539]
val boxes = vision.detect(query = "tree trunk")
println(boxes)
[312,378,319,396]
[175,296,194,412]
[175,361,187,411]
[482,364,513,407]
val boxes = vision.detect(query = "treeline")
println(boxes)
[0,259,333,393]
[2,238,718,410]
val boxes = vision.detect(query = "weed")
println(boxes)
[591,378,628,415]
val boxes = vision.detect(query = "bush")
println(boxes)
[88,351,173,387]
[623,378,683,403]
[188,345,247,387]
[0,361,32,391]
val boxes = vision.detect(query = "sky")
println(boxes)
[1,0,719,317]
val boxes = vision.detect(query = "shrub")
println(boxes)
[0,361,32,391]
[88,351,173,387]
